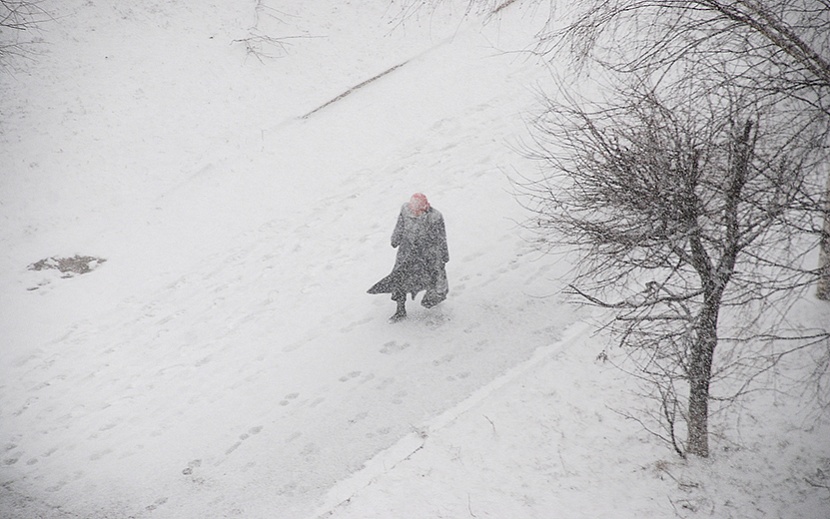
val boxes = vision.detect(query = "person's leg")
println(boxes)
[391,290,407,321]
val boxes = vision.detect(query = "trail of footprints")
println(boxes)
[175,340,473,495]
[11,338,475,512]
[223,425,265,457]
[181,425,264,482]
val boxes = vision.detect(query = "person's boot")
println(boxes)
[390,300,407,322]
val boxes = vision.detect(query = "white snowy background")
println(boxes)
[1,1,829,518]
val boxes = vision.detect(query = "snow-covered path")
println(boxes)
[1,2,581,517]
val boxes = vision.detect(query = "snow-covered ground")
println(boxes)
[1,1,828,518]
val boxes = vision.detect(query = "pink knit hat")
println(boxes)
[409,193,430,216]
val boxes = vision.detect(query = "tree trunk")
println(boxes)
[817,169,830,300]
[687,301,719,457]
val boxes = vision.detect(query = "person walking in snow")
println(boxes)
[368,193,449,322]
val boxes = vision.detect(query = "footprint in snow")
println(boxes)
[375,377,395,390]
[380,341,410,354]
[348,411,369,425]
[89,449,112,461]
[300,443,319,458]
[391,390,407,405]
[340,317,372,333]
[279,393,300,406]
[182,459,202,475]
[146,497,168,511]
[432,354,454,366]
[45,480,67,493]
[339,371,361,382]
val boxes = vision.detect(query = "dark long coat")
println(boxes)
[367,204,449,306]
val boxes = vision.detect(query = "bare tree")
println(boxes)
[0,0,50,67]
[518,71,829,457]
[414,0,830,456]
[543,0,830,297]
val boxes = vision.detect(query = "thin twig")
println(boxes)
[468,493,477,518]
[483,415,497,435]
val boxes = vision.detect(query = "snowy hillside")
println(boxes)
[1,1,829,518]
